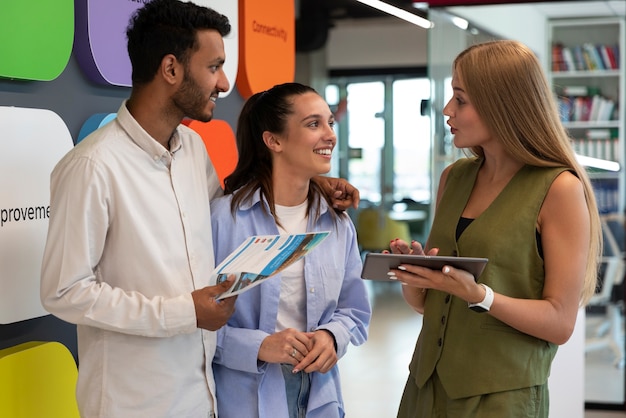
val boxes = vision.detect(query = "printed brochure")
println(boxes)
[213,231,330,300]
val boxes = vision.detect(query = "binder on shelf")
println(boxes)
[556,85,601,97]
[579,128,620,161]
[573,45,586,71]
[573,96,592,121]
[600,44,618,70]
[581,46,595,70]
[597,99,616,122]
[588,95,603,121]
[609,44,620,69]
[562,47,576,71]
[558,97,572,122]
[552,43,566,72]
[586,128,613,140]
[583,43,605,70]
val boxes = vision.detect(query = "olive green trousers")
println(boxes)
[397,371,549,418]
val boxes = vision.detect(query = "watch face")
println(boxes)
[469,305,488,313]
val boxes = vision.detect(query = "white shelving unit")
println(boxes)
[548,17,625,214]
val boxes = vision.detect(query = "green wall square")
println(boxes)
[0,0,73,81]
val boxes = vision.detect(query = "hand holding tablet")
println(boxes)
[361,253,488,281]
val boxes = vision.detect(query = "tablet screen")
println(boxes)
[361,253,488,281]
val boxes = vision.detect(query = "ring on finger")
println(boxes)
[291,348,297,358]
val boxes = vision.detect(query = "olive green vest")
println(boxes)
[410,157,566,399]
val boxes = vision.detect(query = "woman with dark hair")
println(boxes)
[211,82,371,418]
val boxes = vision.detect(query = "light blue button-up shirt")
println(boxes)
[211,190,371,418]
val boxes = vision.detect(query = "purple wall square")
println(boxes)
[74,0,141,87]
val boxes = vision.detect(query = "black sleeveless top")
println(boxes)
[457,217,543,258]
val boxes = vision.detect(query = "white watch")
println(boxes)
[468,283,494,313]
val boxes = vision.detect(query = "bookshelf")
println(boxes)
[549,17,625,214]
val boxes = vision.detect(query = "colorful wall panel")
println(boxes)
[0,341,79,417]
[73,0,141,87]
[183,119,238,188]
[0,107,74,324]
[74,0,239,96]
[0,0,73,81]
[236,0,295,98]
[77,113,117,143]
[208,0,239,97]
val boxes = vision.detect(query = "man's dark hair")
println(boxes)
[126,0,231,85]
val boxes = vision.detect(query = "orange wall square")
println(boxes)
[236,0,295,98]
[183,119,238,189]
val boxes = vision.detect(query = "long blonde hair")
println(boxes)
[454,40,601,305]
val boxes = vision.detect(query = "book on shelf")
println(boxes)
[558,97,572,122]
[583,43,604,70]
[572,45,586,71]
[608,44,620,69]
[556,85,616,122]
[552,43,566,72]
[591,178,620,214]
[588,95,603,121]
[552,42,620,72]
[573,96,592,121]
[600,44,619,70]
[597,99,616,122]
[562,47,576,71]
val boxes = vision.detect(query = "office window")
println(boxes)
[392,78,431,204]
[327,74,431,207]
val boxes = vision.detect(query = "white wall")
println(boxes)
[326,17,428,69]
[447,4,548,61]
[325,5,549,70]
[549,309,586,418]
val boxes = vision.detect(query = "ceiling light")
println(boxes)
[451,16,469,30]
[355,0,434,29]
[411,2,429,10]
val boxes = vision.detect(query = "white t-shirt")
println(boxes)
[275,200,308,332]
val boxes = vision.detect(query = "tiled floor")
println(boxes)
[340,282,420,417]
[340,282,626,417]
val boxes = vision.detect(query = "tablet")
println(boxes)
[361,253,488,281]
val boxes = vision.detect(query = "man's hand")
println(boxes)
[191,277,237,331]
[313,176,360,210]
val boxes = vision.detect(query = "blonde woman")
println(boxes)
[390,40,601,418]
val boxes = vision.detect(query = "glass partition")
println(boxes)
[427,8,497,198]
